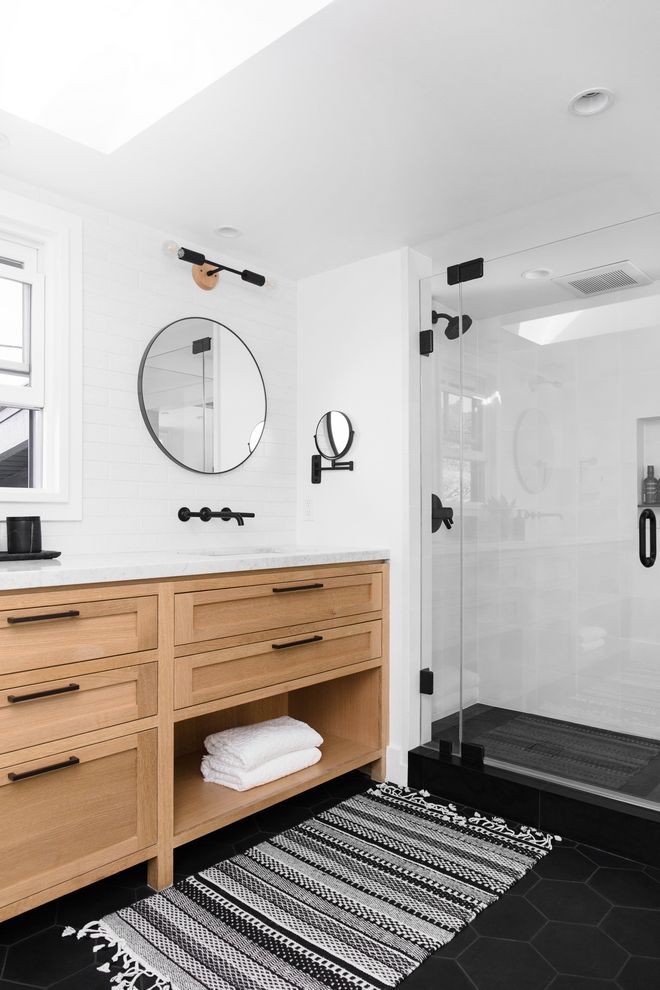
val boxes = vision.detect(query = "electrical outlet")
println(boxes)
[303,497,314,522]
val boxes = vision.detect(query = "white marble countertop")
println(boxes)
[0,547,390,591]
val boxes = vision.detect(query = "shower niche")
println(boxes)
[637,416,660,506]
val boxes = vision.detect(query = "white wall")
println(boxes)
[297,247,431,783]
[0,174,297,554]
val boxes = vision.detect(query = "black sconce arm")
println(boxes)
[177,247,265,286]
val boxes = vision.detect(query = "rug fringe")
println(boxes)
[370,781,561,850]
[65,921,173,989]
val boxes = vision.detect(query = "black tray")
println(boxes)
[0,550,61,562]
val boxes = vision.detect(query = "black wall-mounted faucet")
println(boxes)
[178,506,256,527]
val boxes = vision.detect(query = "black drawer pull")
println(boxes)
[7,609,81,625]
[272,583,324,594]
[272,635,324,650]
[8,755,80,782]
[7,683,80,704]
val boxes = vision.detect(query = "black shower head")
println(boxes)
[431,311,473,340]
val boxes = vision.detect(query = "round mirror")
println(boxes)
[314,411,354,460]
[138,317,266,474]
[514,408,554,494]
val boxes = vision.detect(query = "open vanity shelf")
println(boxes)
[0,558,388,922]
[173,666,383,845]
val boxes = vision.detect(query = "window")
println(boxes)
[0,237,44,488]
[0,190,82,518]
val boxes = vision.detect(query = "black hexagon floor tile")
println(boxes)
[0,905,56,947]
[527,879,610,924]
[601,906,660,956]
[532,923,626,980]
[459,937,554,990]
[54,880,144,931]
[580,846,645,870]
[49,963,118,989]
[616,955,660,990]
[533,848,597,883]
[588,868,660,908]
[547,977,617,989]
[511,869,540,896]
[2,927,92,988]
[472,894,545,940]
[399,956,476,990]
[172,835,236,875]
[431,923,478,959]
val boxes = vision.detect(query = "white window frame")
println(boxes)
[0,242,45,407]
[0,190,82,519]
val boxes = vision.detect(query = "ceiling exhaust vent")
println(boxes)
[552,260,652,298]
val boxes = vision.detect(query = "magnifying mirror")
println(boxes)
[311,410,354,484]
[314,411,354,460]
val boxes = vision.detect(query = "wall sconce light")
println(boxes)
[177,246,266,291]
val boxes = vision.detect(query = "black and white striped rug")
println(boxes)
[70,783,556,990]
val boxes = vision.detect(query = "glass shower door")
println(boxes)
[419,272,466,753]
[422,212,660,812]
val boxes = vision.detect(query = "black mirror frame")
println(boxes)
[314,411,354,461]
[137,316,267,475]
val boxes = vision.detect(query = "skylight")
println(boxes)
[0,0,332,153]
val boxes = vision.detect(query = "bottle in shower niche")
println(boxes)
[643,465,659,504]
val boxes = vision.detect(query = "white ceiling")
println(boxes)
[428,211,660,320]
[1,0,660,278]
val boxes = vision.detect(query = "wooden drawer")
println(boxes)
[174,619,382,709]
[0,664,158,755]
[0,596,158,676]
[174,571,382,647]
[0,730,157,910]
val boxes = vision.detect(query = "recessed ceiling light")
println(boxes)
[0,133,10,149]
[522,268,553,280]
[214,226,242,239]
[0,0,333,153]
[569,88,614,117]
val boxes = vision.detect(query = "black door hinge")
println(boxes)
[420,668,434,695]
[447,257,484,286]
[419,329,434,356]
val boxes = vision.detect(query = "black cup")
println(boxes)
[6,516,42,555]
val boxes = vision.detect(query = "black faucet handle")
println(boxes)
[178,506,256,525]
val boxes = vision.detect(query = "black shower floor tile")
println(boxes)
[0,771,657,990]
[433,703,660,800]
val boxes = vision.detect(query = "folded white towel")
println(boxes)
[201,747,322,791]
[204,716,323,771]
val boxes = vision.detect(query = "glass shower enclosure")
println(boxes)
[420,212,660,812]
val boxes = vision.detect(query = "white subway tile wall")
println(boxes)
[46,207,297,554]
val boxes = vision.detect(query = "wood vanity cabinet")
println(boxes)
[0,560,388,922]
